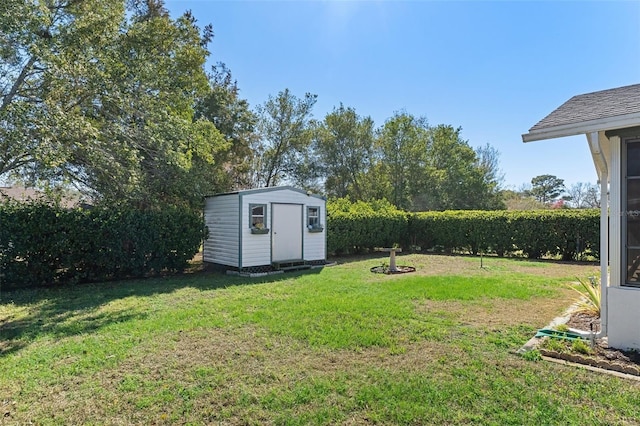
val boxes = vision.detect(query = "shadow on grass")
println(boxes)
[0,265,322,357]
[328,252,402,265]
[0,309,146,356]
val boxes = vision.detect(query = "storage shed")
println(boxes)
[203,186,326,272]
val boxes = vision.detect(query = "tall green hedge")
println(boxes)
[327,198,409,255]
[0,202,206,289]
[327,199,600,260]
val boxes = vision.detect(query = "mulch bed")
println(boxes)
[566,311,601,333]
[370,265,416,274]
[541,311,640,377]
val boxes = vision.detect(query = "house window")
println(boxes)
[250,204,267,229]
[307,206,323,232]
[625,139,640,285]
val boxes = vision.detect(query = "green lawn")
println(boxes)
[1,254,638,425]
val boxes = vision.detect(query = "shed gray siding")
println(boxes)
[203,194,240,267]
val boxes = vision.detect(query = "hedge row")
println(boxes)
[409,210,600,260]
[0,202,206,289]
[327,200,600,260]
[327,199,409,254]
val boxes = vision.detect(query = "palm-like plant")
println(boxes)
[569,276,601,316]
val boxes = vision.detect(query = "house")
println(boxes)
[0,185,85,208]
[0,186,43,203]
[203,186,326,273]
[522,83,640,350]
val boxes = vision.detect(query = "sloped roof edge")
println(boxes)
[522,83,640,143]
[205,186,326,201]
[522,111,640,142]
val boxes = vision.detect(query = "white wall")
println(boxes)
[205,187,326,269]
[607,287,640,350]
[240,188,326,267]
[240,193,272,268]
[203,194,239,267]
[303,203,326,261]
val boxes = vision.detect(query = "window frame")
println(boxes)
[623,138,640,286]
[249,203,268,233]
[307,206,323,232]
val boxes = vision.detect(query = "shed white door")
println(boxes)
[272,203,303,262]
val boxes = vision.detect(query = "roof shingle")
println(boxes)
[529,83,640,132]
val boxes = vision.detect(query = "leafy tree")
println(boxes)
[1,0,125,179]
[254,89,317,187]
[74,3,226,208]
[313,104,375,199]
[417,125,504,211]
[1,0,227,208]
[358,161,392,202]
[475,143,505,190]
[375,112,429,210]
[529,174,566,204]
[195,63,258,191]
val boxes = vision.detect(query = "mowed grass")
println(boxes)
[1,254,639,424]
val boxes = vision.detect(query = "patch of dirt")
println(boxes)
[366,253,599,279]
[417,295,574,329]
[566,311,601,333]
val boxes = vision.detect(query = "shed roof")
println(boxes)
[206,186,326,201]
[522,83,640,142]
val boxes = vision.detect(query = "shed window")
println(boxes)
[250,204,267,229]
[307,206,322,231]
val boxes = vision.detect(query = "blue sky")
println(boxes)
[166,0,640,190]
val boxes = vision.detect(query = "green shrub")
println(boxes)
[509,210,599,259]
[326,200,600,260]
[541,337,569,353]
[0,201,205,289]
[327,198,408,254]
